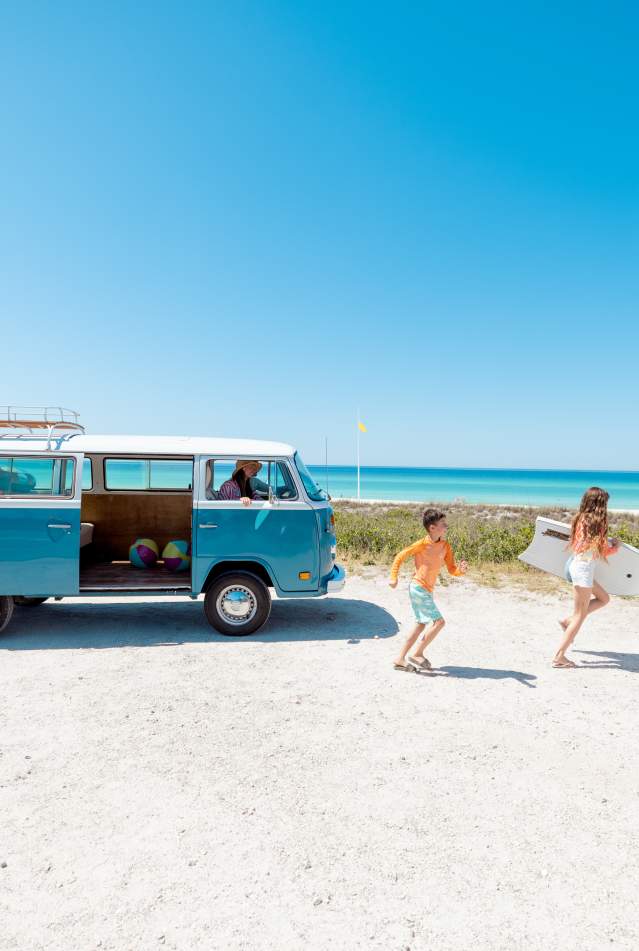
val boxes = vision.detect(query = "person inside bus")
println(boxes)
[218,460,266,504]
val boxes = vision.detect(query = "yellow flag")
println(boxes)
[358,421,367,433]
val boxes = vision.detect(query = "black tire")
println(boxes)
[0,596,14,634]
[204,572,271,636]
[14,597,49,607]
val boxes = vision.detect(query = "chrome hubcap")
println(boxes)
[217,585,257,625]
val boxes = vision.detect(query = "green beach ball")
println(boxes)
[162,539,191,572]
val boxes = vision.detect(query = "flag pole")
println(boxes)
[356,408,360,501]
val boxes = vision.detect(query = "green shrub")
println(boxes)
[333,502,639,569]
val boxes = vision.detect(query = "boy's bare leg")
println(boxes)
[394,622,425,666]
[410,618,446,660]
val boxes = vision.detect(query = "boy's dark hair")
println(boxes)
[422,508,446,529]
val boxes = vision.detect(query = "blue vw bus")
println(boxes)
[0,408,345,636]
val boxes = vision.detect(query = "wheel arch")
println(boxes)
[201,560,275,593]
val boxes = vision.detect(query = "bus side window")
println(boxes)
[0,456,74,496]
[204,460,297,501]
[273,462,297,500]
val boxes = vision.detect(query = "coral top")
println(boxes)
[571,519,618,560]
[390,537,463,593]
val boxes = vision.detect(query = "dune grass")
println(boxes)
[333,500,639,590]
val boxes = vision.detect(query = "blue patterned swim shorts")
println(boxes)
[409,581,444,623]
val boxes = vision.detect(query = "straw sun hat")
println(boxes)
[233,459,262,478]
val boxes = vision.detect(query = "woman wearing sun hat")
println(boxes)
[218,460,264,505]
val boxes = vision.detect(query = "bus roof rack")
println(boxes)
[0,406,85,450]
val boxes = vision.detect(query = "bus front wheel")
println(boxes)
[0,597,14,634]
[204,573,271,636]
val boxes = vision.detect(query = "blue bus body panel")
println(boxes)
[316,507,337,593]
[193,506,319,595]
[0,506,81,596]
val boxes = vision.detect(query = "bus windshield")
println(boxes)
[294,452,327,502]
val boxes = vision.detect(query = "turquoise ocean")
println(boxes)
[306,466,639,510]
[94,460,639,510]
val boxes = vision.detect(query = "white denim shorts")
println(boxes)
[564,555,595,588]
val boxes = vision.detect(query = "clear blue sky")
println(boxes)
[2,2,637,469]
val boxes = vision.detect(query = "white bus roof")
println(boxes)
[0,434,297,457]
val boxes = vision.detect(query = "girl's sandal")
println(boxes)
[393,662,415,672]
[408,656,431,670]
[552,658,578,669]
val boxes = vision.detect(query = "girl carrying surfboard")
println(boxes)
[554,487,619,668]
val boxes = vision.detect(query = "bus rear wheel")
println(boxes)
[0,597,14,634]
[14,597,48,607]
[204,573,271,636]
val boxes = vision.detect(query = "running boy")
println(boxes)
[389,509,467,670]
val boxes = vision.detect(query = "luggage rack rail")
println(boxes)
[0,405,84,450]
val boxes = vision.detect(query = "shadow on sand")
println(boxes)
[573,649,639,672]
[1,597,399,651]
[436,665,537,688]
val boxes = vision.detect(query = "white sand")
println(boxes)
[1,575,638,951]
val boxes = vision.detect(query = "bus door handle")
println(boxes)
[48,523,72,531]
[199,523,219,529]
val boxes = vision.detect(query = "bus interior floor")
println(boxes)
[79,560,192,591]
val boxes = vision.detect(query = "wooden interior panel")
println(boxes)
[81,493,192,560]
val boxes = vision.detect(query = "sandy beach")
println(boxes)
[2,573,639,951]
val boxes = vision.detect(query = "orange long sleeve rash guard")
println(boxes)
[389,537,463,593]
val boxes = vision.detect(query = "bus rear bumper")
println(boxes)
[325,563,346,593]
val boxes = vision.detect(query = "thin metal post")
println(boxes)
[356,408,360,501]
[324,436,329,494]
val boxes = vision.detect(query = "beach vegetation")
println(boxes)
[333,501,639,590]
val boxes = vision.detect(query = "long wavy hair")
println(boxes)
[570,486,610,556]
[234,466,254,498]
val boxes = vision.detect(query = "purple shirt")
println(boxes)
[218,479,258,500]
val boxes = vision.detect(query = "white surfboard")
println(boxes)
[519,517,639,596]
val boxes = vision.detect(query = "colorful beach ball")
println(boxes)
[129,538,159,568]
[162,539,191,572]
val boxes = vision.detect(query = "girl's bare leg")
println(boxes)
[559,580,611,628]
[410,618,446,660]
[394,622,425,666]
[554,586,591,666]
[589,580,610,613]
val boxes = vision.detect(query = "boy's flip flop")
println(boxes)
[552,658,578,668]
